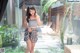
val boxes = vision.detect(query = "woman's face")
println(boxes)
[29,9,36,16]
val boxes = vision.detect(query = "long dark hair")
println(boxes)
[26,7,36,23]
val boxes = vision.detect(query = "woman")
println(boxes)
[25,7,42,53]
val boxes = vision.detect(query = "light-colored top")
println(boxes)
[28,19,37,28]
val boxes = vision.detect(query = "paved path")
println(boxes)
[20,25,64,53]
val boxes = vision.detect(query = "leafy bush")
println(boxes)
[0,25,19,48]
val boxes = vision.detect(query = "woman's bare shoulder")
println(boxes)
[36,14,40,19]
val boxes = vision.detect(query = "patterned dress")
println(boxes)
[24,19,38,43]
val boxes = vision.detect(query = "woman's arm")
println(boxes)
[36,15,43,26]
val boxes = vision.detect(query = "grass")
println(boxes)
[5,46,25,53]
[0,35,2,47]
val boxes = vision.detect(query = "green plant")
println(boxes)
[0,24,19,48]
[0,25,8,47]
[42,0,57,13]
[0,35,2,47]
[41,0,57,23]
[60,7,69,44]
[60,5,71,45]
[60,2,74,45]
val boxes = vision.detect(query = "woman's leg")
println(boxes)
[30,42,35,53]
[25,39,32,53]
[30,30,37,53]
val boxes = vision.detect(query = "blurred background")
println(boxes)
[0,0,80,53]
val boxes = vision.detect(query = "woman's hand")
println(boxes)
[28,28,32,32]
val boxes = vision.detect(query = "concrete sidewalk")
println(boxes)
[20,25,64,53]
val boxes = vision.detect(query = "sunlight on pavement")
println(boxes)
[19,25,64,53]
